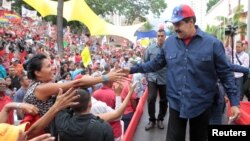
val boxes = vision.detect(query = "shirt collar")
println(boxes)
[157,43,165,48]
[195,26,203,38]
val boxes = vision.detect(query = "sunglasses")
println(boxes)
[157,35,165,37]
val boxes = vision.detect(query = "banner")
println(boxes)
[101,36,107,47]
[22,6,37,20]
[136,30,157,40]
[2,0,11,10]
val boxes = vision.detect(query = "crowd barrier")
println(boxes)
[122,88,148,141]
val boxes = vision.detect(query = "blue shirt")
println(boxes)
[130,26,239,118]
[144,43,167,84]
[14,87,27,102]
[230,64,249,73]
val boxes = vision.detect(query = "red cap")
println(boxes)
[166,4,195,23]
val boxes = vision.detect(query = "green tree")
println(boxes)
[67,21,85,34]
[206,16,229,40]
[206,4,247,41]
[6,0,34,15]
[205,25,224,40]
[166,25,174,35]
[206,0,219,12]
[85,0,167,24]
[142,21,153,31]
[232,5,247,37]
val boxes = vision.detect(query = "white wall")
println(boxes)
[205,0,248,26]
[188,0,207,30]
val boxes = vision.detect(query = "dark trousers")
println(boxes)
[210,82,226,125]
[121,112,134,133]
[166,108,211,141]
[147,81,167,122]
[235,77,244,101]
[243,77,250,101]
[210,101,225,125]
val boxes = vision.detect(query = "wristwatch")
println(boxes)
[102,75,109,82]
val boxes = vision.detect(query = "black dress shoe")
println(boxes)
[157,120,164,129]
[145,121,155,131]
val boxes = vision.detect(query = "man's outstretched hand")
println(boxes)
[117,68,130,75]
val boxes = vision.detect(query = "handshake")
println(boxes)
[102,68,131,82]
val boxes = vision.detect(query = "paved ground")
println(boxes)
[132,96,236,141]
[132,97,190,141]
[132,102,168,141]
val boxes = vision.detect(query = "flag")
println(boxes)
[140,38,150,48]
[101,36,107,47]
[63,41,68,48]
[47,22,52,36]
[22,5,37,20]
[4,13,21,20]
[81,46,92,67]
[2,0,12,10]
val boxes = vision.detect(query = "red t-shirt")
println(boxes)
[8,53,14,62]
[93,86,122,138]
[75,55,82,63]
[120,81,137,115]
[19,50,27,64]
[183,30,196,46]
[183,37,193,45]
[93,86,116,108]
[0,95,13,124]
[0,50,5,57]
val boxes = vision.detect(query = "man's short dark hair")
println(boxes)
[20,75,28,82]
[85,33,90,37]
[104,64,111,72]
[236,40,243,46]
[72,89,91,113]
[158,29,165,33]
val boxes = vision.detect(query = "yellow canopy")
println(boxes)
[23,0,144,41]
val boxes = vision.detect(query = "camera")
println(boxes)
[225,25,238,36]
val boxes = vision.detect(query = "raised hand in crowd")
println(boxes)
[113,81,124,96]
[19,103,39,116]
[97,82,137,121]
[128,82,137,94]
[53,88,79,110]
[26,88,79,139]
[0,102,39,123]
